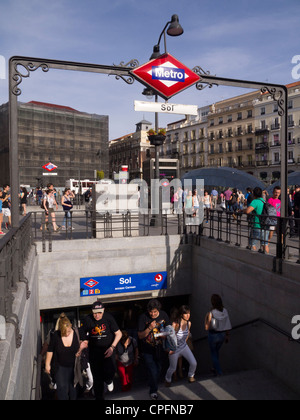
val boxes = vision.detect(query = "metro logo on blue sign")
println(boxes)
[152,66,185,83]
[80,271,167,297]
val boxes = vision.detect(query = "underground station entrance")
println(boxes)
[40,294,190,400]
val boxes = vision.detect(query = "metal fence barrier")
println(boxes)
[0,214,33,348]
[198,209,300,269]
[29,209,300,267]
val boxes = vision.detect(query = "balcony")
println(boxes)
[255,126,269,135]
[255,142,269,152]
[256,160,270,167]
[271,124,280,130]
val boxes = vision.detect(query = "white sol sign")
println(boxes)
[134,100,198,116]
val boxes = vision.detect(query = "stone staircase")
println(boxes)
[106,369,299,401]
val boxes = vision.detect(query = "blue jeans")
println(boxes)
[250,228,270,248]
[208,331,226,375]
[143,351,162,394]
[55,365,77,400]
[63,211,72,228]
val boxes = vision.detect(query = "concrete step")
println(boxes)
[106,369,299,401]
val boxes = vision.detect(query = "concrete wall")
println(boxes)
[1,234,299,399]
[37,236,192,310]
[190,236,300,394]
[0,246,40,400]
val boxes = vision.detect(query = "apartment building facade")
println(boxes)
[253,82,300,183]
[162,105,210,174]
[163,83,300,184]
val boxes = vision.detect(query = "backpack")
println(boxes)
[259,199,278,226]
[229,194,237,205]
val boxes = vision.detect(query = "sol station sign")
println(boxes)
[131,53,200,100]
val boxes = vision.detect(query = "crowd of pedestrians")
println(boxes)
[199,185,300,253]
[41,297,232,401]
[0,182,89,236]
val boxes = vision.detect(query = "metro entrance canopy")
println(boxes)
[8,52,289,227]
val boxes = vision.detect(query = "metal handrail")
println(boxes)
[0,213,33,348]
[194,317,300,344]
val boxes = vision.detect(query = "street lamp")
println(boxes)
[150,14,184,59]
[144,15,183,223]
[148,16,184,179]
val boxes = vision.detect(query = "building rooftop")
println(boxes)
[27,101,81,113]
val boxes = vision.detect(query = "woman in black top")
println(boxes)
[45,314,80,400]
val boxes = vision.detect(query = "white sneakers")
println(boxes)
[106,381,114,393]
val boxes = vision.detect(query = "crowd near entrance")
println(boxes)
[40,295,196,400]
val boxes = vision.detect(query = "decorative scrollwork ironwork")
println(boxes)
[111,59,139,85]
[11,61,49,96]
[114,73,136,85]
[261,86,286,117]
[117,59,139,69]
[193,66,219,91]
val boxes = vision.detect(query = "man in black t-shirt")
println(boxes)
[79,301,122,400]
[138,299,170,400]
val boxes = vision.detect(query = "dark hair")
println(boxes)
[211,294,224,312]
[170,305,191,324]
[253,187,263,198]
[120,330,129,344]
[273,186,281,192]
[179,305,190,316]
[147,299,161,312]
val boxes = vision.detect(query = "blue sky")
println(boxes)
[0,0,299,140]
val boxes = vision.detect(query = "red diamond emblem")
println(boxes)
[131,53,200,100]
[42,162,58,172]
[84,279,99,288]
[155,274,163,283]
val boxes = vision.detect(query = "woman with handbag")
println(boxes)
[45,313,82,400]
[205,295,232,376]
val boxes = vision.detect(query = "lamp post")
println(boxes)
[147,15,184,183]
[142,16,183,221]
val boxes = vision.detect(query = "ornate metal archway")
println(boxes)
[8,55,288,228]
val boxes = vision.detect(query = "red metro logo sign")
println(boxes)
[42,162,57,172]
[131,53,200,100]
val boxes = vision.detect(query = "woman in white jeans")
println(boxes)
[165,306,197,386]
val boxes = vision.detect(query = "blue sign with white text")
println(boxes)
[80,271,168,297]
[152,66,185,82]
